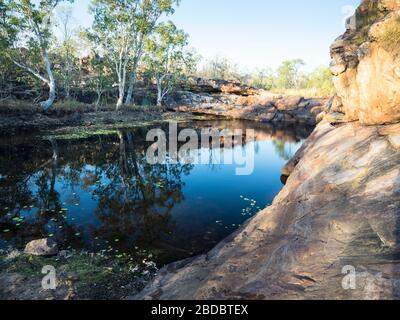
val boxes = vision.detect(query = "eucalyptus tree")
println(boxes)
[199,56,240,81]
[55,4,77,99]
[89,53,114,109]
[0,0,73,110]
[0,0,18,51]
[88,0,179,110]
[144,21,196,107]
[124,0,179,106]
[0,0,18,98]
[276,59,305,90]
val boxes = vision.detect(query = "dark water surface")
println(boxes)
[0,120,312,265]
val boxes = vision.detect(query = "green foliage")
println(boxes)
[1,0,336,107]
[52,4,80,99]
[302,66,335,96]
[143,20,198,105]
[84,53,115,107]
[248,68,275,90]
[275,59,305,89]
[199,57,334,97]
[11,0,74,51]
[199,56,242,82]
[0,0,75,109]
[87,0,180,108]
[0,0,19,51]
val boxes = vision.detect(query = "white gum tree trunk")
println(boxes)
[40,49,56,111]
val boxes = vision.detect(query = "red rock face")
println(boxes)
[330,0,400,125]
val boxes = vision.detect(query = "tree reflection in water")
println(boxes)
[0,121,313,265]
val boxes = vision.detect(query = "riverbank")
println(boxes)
[0,102,215,134]
[0,248,157,300]
[0,78,328,134]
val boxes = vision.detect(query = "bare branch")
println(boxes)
[12,60,50,85]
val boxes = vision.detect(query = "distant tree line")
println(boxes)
[198,57,335,97]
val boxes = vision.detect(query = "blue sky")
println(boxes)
[67,0,361,71]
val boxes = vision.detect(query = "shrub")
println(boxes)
[0,99,41,114]
[53,100,92,111]
[124,104,164,112]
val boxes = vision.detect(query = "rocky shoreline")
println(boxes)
[134,119,400,300]
[133,0,400,300]
[0,108,204,134]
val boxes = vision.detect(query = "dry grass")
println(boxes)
[271,88,335,98]
[124,104,165,112]
[376,17,400,54]
[53,100,94,113]
[0,99,41,113]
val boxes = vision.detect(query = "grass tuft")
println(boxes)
[271,87,335,98]
[376,17,400,54]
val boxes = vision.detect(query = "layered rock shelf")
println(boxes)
[168,78,327,125]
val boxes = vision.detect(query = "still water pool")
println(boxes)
[0,120,312,265]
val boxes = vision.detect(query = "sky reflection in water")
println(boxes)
[0,120,312,265]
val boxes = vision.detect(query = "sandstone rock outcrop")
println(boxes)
[168,82,326,125]
[24,238,58,256]
[184,77,259,96]
[330,0,400,125]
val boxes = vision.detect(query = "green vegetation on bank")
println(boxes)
[0,99,165,114]
[0,248,157,299]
